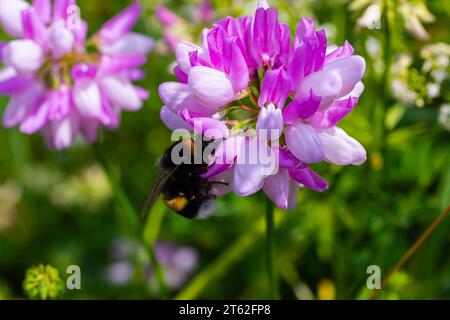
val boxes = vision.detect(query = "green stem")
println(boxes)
[93,143,169,299]
[377,0,393,153]
[265,198,280,299]
[176,211,287,300]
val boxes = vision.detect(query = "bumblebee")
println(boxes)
[142,137,218,219]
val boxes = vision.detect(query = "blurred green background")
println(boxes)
[0,0,449,300]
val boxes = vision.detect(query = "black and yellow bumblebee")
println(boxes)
[142,137,219,219]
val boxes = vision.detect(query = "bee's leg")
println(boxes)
[210,181,229,186]
[206,194,217,200]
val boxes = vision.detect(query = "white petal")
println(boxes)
[256,103,283,141]
[0,0,30,37]
[317,126,366,165]
[175,41,202,73]
[233,138,277,196]
[299,69,342,101]
[48,20,75,58]
[323,55,366,97]
[101,32,154,55]
[285,123,324,163]
[49,113,79,150]
[73,79,103,118]
[101,76,142,111]
[3,40,43,74]
[188,66,234,109]
[2,81,44,127]
[160,106,191,131]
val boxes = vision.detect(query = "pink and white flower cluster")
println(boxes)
[158,0,367,209]
[0,0,153,149]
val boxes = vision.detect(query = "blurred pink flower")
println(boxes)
[155,2,215,52]
[106,239,198,290]
[0,0,153,149]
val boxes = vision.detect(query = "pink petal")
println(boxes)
[189,50,209,68]
[233,161,265,197]
[100,55,147,75]
[293,17,316,49]
[134,86,150,100]
[290,29,327,91]
[47,112,79,150]
[0,41,5,61]
[101,76,143,111]
[298,68,342,103]
[188,66,234,109]
[309,97,358,129]
[278,147,305,169]
[73,20,88,47]
[0,67,34,94]
[285,123,324,163]
[158,82,211,114]
[287,180,300,209]
[3,40,43,75]
[224,16,257,68]
[203,135,245,178]
[32,0,51,24]
[72,79,103,118]
[233,138,277,196]
[47,85,72,121]
[80,119,99,143]
[175,42,202,74]
[198,0,213,23]
[179,108,229,140]
[207,26,227,70]
[47,20,75,57]
[253,7,280,67]
[256,103,283,141]
[288,166,328,192]
[288,43,307,91]
[160,106,192,131]
[323,55,366,97]
[21,8,47,46]
[155,5,180,26]
[263,169,291,209]
[101,33,154,56]
[99,1,141,43]
[277,23,291,66]
[222,37,249,93]
[283,90,321,124]
[0,0,30,37]
[128,69,146,81]
[258,68,290,108]
[71,63,97,80]
[19,99,49,134]
[53,0,75,22]
[173,65,188,83]
[325,40,354,63]
[2,81,44,127]
[99,89,119,129]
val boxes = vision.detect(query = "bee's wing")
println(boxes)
[141,166,178,217]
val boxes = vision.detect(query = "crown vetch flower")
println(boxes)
[0,0,153,149]
[158,0,367,209]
